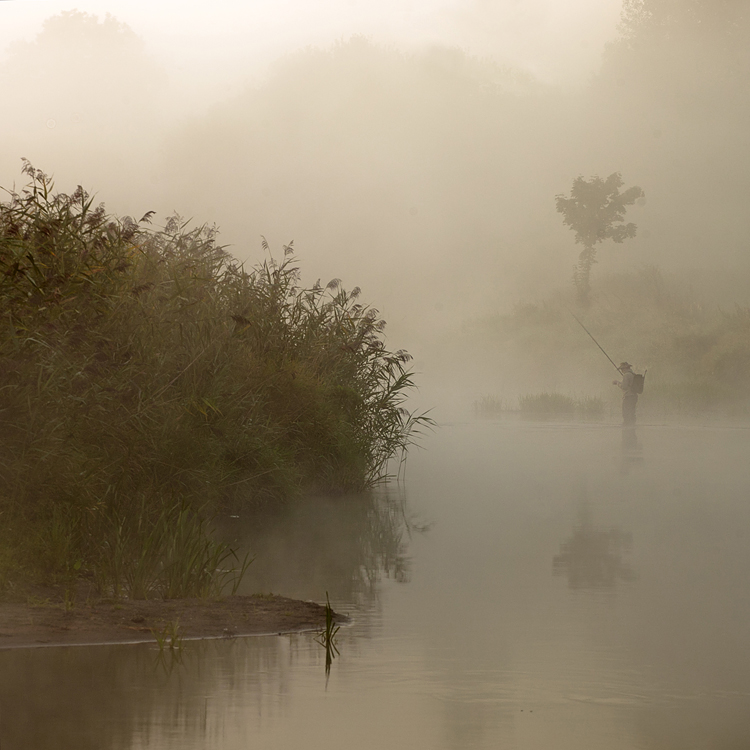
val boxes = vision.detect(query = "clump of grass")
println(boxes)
[0,162,429,595]
[152,619,185,672]
[152,619,184,653]
[520,392,577,414]
[575,395,605,417]
[472,395,505,417]
[519,392,604,418]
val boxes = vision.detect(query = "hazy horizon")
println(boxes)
[1,0,623,92]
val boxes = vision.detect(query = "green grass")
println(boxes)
[92,502,253,600]
[0,162,430,596]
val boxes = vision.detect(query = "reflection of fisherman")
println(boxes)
[613,362,637,426]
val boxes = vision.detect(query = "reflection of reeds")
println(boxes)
[227,487,419,612]
[315,592,340,677]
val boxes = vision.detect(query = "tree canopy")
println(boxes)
[600,0,750,110]
[555,173,644,249]
[556,173,644,304]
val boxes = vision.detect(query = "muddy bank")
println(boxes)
[0,594,346,649]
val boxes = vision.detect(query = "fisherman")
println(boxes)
[613,362,638,426]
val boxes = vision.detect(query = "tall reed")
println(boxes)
[0,162,429,594]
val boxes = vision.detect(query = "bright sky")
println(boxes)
[1,0,623,87]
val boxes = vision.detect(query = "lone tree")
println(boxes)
[556,173,644,305]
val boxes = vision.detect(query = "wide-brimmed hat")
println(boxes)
[619,362,632,369]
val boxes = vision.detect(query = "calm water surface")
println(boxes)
[3,420,750,749]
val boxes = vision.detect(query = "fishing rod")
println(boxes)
[568,311,622,375]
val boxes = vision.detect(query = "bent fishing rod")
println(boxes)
[568,311,623,375]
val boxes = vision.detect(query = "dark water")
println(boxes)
[3,421,750,749]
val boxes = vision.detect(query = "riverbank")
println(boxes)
[0,593,346,649]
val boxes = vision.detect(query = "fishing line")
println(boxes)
[568,310,622,375]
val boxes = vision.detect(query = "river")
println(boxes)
[3,419,750,749]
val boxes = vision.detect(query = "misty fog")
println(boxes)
[2,3,750,748]
[3,2,748,416]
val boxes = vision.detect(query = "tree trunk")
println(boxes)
[574,245,596,306]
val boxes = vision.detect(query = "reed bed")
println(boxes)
[472,395,505,417]
[0,162,429,596]
[519,392,605,418]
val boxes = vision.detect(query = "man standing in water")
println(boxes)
[614,362,638,426]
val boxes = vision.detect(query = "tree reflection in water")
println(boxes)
[553,497,636,590]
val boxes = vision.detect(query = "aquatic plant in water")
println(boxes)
[315,592,340,677]
[152,619,185,673]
